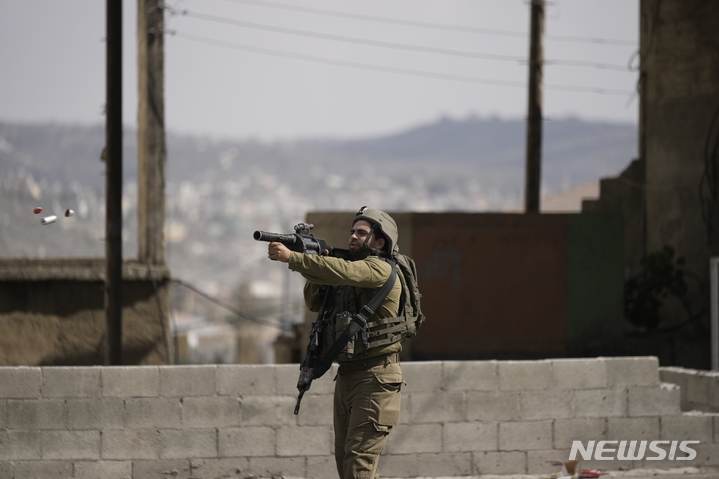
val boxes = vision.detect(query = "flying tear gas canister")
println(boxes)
[41,215,57,225]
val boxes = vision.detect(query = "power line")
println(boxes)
[169,30,635,96]
[172,277,284,328]
[217,0,637,46]
[179,10,631,72]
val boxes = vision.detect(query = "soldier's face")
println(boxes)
[349,220,385,251]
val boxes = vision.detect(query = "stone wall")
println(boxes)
[0,357,717,478]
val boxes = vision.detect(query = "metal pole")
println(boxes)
[524,0,545,214]
[106,0,123,365]
[711,258,719,371]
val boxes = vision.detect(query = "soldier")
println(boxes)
[267,206,403,479]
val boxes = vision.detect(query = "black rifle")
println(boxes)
[294,287,331,415]
[253,223,349,259]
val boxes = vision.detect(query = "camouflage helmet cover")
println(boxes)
[353,206,399,255]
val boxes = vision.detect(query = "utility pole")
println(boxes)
[137,0,167,265]
[105,0,123,365]
[524,0,545,214]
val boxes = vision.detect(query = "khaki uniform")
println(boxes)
[289,252,403,479]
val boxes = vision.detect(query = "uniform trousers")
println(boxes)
[333,354,403,479]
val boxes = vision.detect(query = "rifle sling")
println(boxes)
[311,260,397,380]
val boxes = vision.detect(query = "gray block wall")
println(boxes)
[660,366,719,413]
[0,358,717,479]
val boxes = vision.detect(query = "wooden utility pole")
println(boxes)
[137,0,166,265]
[105,0,123,365]
[524,0,545,214]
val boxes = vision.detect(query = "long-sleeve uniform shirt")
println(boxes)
[288,251,403,362]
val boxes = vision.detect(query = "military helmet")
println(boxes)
[353,206,399,255]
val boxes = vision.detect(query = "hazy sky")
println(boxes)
[0,0,639,141]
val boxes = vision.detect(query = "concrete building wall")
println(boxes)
[641,0,719,318]
[0,357,717,479]
[0,259,171,366]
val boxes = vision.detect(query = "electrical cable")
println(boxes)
[170,30,635,96]
[217,0,637,46]
[179,10,631,71]
[172,277,284,329]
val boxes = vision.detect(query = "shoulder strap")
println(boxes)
[311,260,397,380]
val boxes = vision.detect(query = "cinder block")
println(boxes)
[0,462,11,479]
[410,391,465,423]
[217,364,277,396]
[685,372,711,407]
[660,413,714,442]
[102,428,160,460]
[551,358,607,390]
[520,390,574,420]
[42,367,101,398]
[693,443,719,466]
[466,391,520,422]
[442,361,498,391]
[296,393,333,426]
[307,454,339,479]
[606,416,659,441]
[7,399,66,429]
[159,365,217,397]
[709,373,719,411]
[102,366,159,398]
[526,449,567,474]
[73,460,132,479]
[219,426,275,457]
[132,459,191,479]
[416,452,472,476]
[67,398,124,430]
[159,428,217,459]
[498,421,553,451]
[182,396,241,428]
[276,425,332,456]
[248,456,307,478]
[0,367,41,398]
[498,360,551,391]
[384,423,442,454]
[241,395,297,426]
[472,450,526,475]
[574,388,626,417]
[42,430,101,460]
[0,430,41,460]
[400,361,443,392]
[125,397,182,429]
[604,356,659,387]
[659,367,688,395]
[190,458,249,479]
[0,401,5,428]
[12,460,73,479]
[380,453,418,479]
[554,418,606,449]
[627,384,681,417]
[443,421,497,452]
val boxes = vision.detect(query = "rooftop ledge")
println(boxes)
[0,258,170,282]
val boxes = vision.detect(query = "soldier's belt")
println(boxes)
[338,353,399,374]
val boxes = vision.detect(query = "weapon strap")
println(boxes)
[311,259,397,380]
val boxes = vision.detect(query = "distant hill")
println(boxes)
[0,116,636,194]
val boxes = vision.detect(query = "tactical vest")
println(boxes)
[317,254,425,360]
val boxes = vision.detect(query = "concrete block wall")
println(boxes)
[660,366,719,413]
[0,358,717,479]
